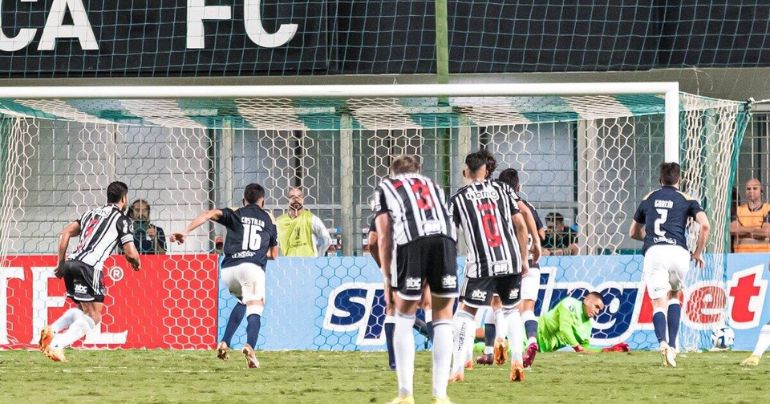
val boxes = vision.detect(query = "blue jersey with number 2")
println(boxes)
[216,204,278,268]
[633,185,703,254]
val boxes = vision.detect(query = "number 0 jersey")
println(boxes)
[450,179,523,278]
[633,185,704,254]
[216,204,278,268]
[374,174,455,246]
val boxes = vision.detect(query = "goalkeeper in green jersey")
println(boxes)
[534,292,628,354]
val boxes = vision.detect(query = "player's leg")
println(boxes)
[218,266,244,360]
[384,288,397,370]
[664,247,690,366]
[490,296,509,365]
[644,252,674,366]
[742,321,770,366]
[47,262,104,361]
[238,263,266,369]
[387,243,422,404]
[422,286,433,341]
[497,274,524,381]
[477,308,495,365]
[451,276,491,381]
[520,263,540,367]
[424,236,458,403]
[41,304,84,351]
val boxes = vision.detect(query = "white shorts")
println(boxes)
[642,245,690,300]
[521,265,540,301]
[221,263,266,304]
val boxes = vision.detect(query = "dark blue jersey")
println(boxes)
[215,204,278,268]
[633,186,703,254]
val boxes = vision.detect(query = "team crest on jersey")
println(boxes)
[441,275,457,288]
[471,289,488,301]
[405,277,421,290]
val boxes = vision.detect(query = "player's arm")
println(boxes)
[170,209,223,244]
[375,213,393,284]
[55,221,81,277]
[517,200,542,264]
[628,220,645,241]
[267,222,279,259]
[512,212,530,276]
[368,230,381,267]
[691,211,710,269]
[311,215,333,257]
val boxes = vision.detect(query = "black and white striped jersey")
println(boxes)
[374,174,455,245]
[69,204,134,272]
[450,180,523,278]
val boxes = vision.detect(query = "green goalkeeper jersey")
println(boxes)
[536,297,593,352]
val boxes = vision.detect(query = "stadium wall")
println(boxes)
[2,254,767,351]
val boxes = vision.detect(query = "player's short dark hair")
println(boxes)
[479,149,496,178]
[497,168,520,191]
[244,183,265,204]
[660,162,681,186]
[107,181,128,203]
[586,291,603,301]
[465,151,487,174]
[390,155,420,175]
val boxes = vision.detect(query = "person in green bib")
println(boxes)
[532,291,627,355]
[275,187,333,257]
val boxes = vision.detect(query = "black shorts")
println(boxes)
[394,236,458,300]
[460,274,522,309]
[63,260,105,303]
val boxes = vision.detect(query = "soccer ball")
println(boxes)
[711,327,735,350]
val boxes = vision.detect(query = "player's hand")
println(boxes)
[520,261,529,277]
[54,263,65,278]
[530,243,542,265]
[691,252,705,269]
[170,232,186,244]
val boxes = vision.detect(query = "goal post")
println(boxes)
[0,82,747,351]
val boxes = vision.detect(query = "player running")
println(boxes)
[375,155,457,404]
[629,162,710,367]
[448,151,530,382]
[39,181,141,362]
[172,183,278,369]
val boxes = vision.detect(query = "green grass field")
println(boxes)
[0,350,768,403]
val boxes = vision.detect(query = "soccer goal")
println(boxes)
[0,83,748,351]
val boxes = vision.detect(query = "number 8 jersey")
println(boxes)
[216,204,278,269]
[374,174,456,245]
[449,179,523,278]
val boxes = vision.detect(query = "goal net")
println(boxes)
[0,85,748,351]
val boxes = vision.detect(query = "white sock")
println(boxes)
[394,311,416,397]
[51,308,84,333]
[494,309,507,341]
[506,309,523,363]
[752,324,770,357]
[431,320,452,399]
[51,315,95,349]
[452,310,475,376]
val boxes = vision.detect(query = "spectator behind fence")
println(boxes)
[730,178,770,253]
[129,199,166,254]
[275,187,333,257]
[542,212,578,256]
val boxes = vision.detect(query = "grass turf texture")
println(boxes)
[1,350,768,403]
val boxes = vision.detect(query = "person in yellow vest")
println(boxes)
[731,178,770,253]
[276,187,333,257]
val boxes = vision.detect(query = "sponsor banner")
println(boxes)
[216,254,770,351]
[1,254,218,349]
